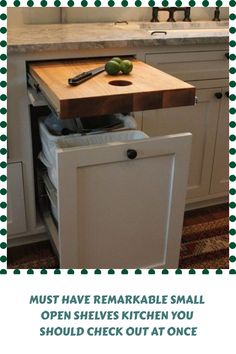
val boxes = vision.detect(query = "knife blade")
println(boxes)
[68,65,105,86]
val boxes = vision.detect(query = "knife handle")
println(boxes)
[68,72,93,86]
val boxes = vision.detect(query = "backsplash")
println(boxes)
[8,7,229,27]
[61,7,229,23]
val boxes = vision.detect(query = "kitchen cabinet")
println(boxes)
[28,57,194,268]
[144,50,229,205]
[7,25,228,247]
[7,162,27,236]
[143,87,220,200]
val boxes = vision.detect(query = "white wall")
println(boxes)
[62,7,229,23]
[8,7,229,27]
[7,8,61,27]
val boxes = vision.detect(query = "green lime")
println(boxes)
[111,57,123,64]
[120,60,133,74]
[105,60,121,75]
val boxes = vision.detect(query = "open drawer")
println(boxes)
[38,126,192,269]
[28,58,195,119]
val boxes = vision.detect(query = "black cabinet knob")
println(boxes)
[225,52,229,60]
[225,91,229,98]
[127,149,137,160]
[215,92,223,99]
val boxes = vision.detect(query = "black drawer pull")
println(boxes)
[225,52,229,60]
[215,92,223,99]
[127,149,137,160]
[151,31,167,36]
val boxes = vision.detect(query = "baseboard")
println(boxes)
[8,232,49,248]
[185,196,228,211]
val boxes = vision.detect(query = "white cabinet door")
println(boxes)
[210,89,229,194]
[143,88,220,201]
[56,133,192,269]
[8,162,27,235]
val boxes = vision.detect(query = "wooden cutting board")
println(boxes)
[29,58,195,119]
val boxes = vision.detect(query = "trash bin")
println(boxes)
[39,114,147,189]
[38,114,149,221]
[42,112,137,136]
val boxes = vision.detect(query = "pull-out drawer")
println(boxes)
[146,51,228,82]
[39,127,192,269]
[28,58,195,119]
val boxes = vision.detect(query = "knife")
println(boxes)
[68,65,105,86]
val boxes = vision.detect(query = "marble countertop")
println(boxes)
[8,21,229,54]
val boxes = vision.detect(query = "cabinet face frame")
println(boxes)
[7,162,27,236]
[56,133,192,269]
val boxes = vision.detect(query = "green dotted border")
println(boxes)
[229,0,236,277]
[2,0,236,7]
[0,0,7,273]
[0,268,234,276]
[0,0,234,275]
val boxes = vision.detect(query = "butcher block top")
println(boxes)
[28,58,196,119]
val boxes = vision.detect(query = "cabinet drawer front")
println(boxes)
[8,162,27,235]
[55,133,192,268]
[146,51,228,81]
